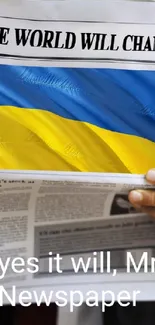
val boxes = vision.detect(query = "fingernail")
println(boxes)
[146,169,155,182]
[130,190,143,203]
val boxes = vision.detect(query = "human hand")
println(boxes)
[128,169,155,217]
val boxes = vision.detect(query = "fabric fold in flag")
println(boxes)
[0,65,155,173]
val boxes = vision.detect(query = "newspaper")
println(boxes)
[0,0,155,304]
[0,170,155,297]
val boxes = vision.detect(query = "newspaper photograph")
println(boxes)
[0,0,155,303]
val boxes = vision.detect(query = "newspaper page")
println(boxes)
[0,0,155,304]
[0,169,155,304]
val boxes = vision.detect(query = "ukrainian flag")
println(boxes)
[0,64,155,173]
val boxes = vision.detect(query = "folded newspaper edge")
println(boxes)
[0,169,154,186]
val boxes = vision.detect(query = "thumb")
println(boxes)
[129,190,155,207]
[146,169,155,184]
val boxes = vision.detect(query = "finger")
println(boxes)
[146,169,155,184]
[128,190,155,207]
